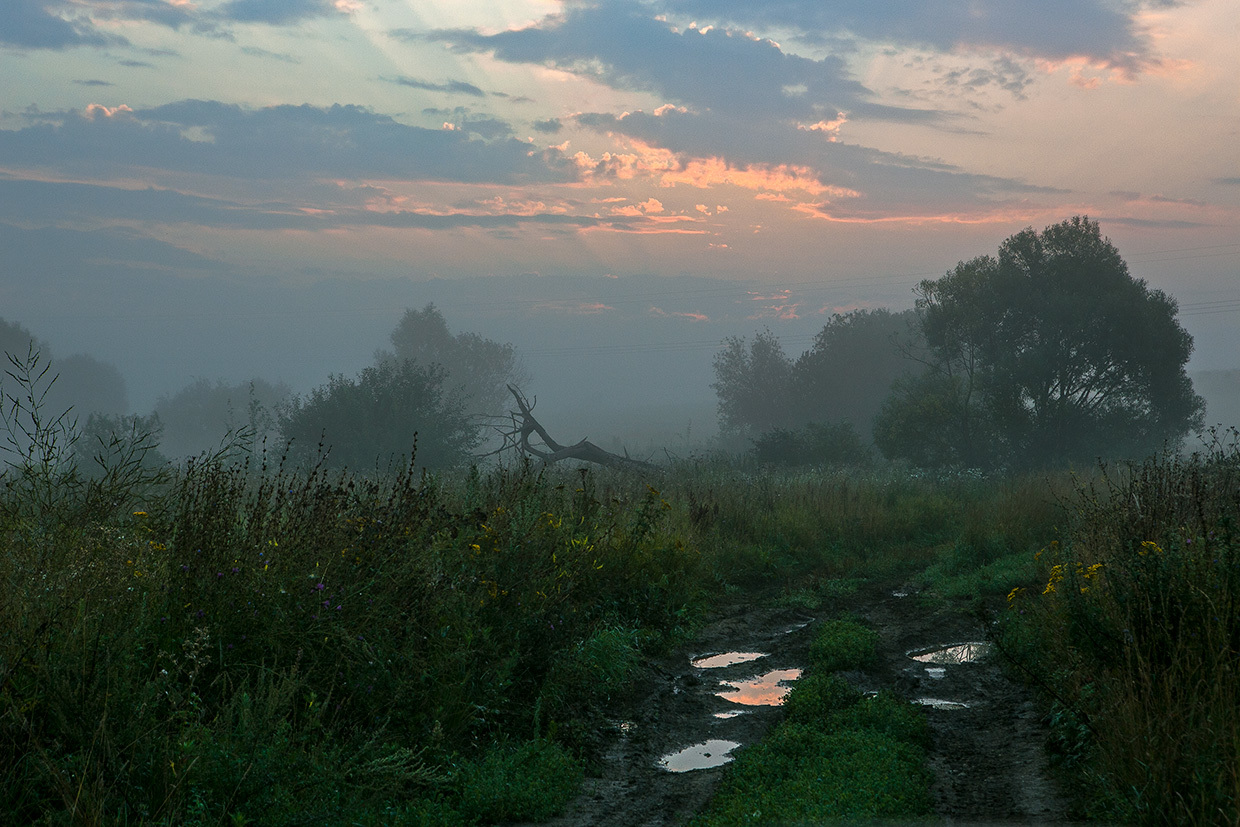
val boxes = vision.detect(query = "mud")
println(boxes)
[514,581,1070,826]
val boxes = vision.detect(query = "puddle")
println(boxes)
[924,667,947,679]
[658,739,741,772]
[782,620,812,634]
[892,591,910,598]
[909,642,991,664]
[716,668,802,706]
[915,697,970,710]
[713,710,748,719]
[692,651,767,669]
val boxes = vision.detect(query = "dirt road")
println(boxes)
[518,581,1070,826]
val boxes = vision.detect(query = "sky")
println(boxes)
[2,0,1239,442]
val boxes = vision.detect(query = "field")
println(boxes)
[2,411,1237,824]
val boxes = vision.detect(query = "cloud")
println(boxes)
[0,100,575,185]
[649,306,709,321]
[0,0,115,49]
[1214,177,1240,186]
[431,5,937,127]
[385,76,486,98]
[657,0,1158,73]
[532,118,564,134]
[0,175,638,234]
[214,0,341,25]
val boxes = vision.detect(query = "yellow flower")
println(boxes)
[1139,541,1163,556]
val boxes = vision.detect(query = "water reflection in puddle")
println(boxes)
[909,642,991,664]
[716,668,802,705]
[915,698,970,710]
[713,710,748,719]
[924,667,947,680]
[692,651,767,669]
[658,739,741,772]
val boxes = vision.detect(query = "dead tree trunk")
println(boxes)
[490,385,658,472]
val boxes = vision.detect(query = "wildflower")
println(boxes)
[1139,541,1163,556]
[315,582,325,591]
[1043,564,1065,595]
[1007,586,1024,603]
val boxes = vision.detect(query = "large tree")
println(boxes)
[376,304,525,418]
[277,360,477,471]
[711,311,921,445]
[876,217,1205,469]
[791,308,922,436]
[710,328,796,438]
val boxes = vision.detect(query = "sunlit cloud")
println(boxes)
[649,306,709,321]
[533,300,615,315]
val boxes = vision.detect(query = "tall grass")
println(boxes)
[0,389,709,824]
[0,355,1076,823]
[1002,431,1240,824]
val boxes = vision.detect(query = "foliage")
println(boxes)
[278,359,478,470]
[1000,433,1240,824]
[751,420,870,467]
[154,377,291,458]
[792,308,923,436]
[711,310,922,445]
[377,303,526,419]
[877,216,1205,470]
[710,328,796,439]
[0,315,129,418]
[455,739,583,823]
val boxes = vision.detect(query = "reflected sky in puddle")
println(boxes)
[716,668,802,705]
[909,642,991,664]
[692,651,767,669]
[925,667,947,679]
[915,697,970,710]
[658,739,741,772]
[713,709,748,719]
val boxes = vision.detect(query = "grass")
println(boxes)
[8,352,1233,824]
[999,432,1240,825]
[692,619,933,825]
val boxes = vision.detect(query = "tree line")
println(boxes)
[2,216,1208,474]
[714,217,1205,470]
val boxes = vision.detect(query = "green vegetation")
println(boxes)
[2,343,1235,824]
[692,620,932,825]
[1000,432,1240,824]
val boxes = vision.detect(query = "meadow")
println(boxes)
[1,388,1236,824]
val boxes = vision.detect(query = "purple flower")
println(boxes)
[232,567,240,574]
[216,572,224,579]
[315,582,325,591]
[180,564,190,572]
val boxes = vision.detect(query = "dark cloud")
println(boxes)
[532,118,564,134]
[384,76,487,97]
[0,0,114,49]
[0,100,575,184]
[1098,216,1213,229]
[431,5,938,126]
[87,0,197,30]
[657,0,1155,72]
[214,0,340,25]
[0,176,617,232]
[1215,177,1240,186]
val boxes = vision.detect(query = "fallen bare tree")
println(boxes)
[486,385,659,471]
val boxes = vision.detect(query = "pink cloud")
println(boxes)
[649,306,709,322]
